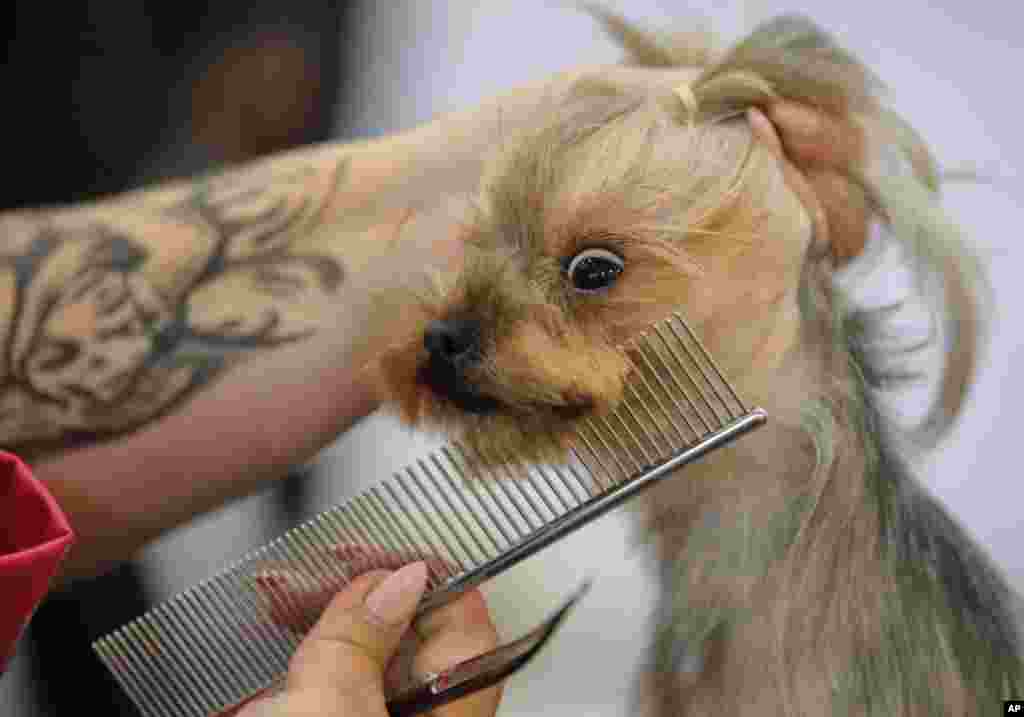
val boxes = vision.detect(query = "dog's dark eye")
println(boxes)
[565,248,624,294]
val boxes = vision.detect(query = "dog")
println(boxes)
[367,11,1024,715]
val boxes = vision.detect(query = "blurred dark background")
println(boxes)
[4,2,357,714]
[6,1,355,207]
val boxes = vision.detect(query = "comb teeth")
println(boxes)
[92,312,765,717]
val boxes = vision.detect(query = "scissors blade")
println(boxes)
[385,579,593,717]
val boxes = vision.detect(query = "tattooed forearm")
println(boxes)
[0,157,351,455]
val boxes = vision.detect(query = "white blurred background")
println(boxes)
[4,2,1022,715]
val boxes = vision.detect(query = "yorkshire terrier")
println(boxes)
[367,11,1023,715]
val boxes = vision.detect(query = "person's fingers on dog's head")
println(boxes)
[747,108,830,254]
[555,68,865,174]
[806,168,872,264]
[767,102,864,170]
[412,589,503,717]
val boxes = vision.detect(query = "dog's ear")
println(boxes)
[747,104,871,266]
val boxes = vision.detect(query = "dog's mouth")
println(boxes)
[416,359,502,415]
[415,358,595,421]
[549,400,594,421]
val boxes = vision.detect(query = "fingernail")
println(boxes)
[746,107,782,153]
[364,561,429,626]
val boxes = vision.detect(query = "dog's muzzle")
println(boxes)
[419,318,501,415]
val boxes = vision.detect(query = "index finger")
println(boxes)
[412,589,503,717]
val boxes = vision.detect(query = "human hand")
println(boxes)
[231,561,502,717]
[748,102,873,265]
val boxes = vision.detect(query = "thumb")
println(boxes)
[285,561,429,713]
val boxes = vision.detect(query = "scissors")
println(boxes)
[218,579,591,716]
[386,579,592,716]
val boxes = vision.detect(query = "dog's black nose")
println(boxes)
[420,318,498,414]
[424,319,482,367]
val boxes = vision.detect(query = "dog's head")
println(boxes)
[370,93,820,460]
[367,14,977,464]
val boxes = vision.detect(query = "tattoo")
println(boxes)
[0,158,349,453]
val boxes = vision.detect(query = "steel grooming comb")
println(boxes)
[93,311,766,717]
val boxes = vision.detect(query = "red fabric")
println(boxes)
[0,450,74,673]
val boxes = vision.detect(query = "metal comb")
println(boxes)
[92,311,766,717]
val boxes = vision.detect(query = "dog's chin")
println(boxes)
[440,389,594,432]
[416,360,594,421]
[432,387,594,425]
[416,362,501,415]
[437,386,503,416]
[413,377,596,466]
